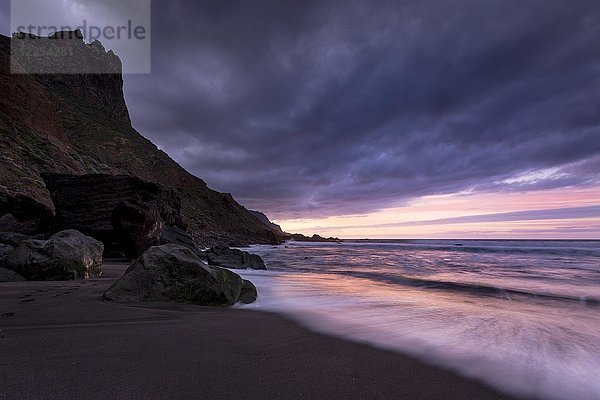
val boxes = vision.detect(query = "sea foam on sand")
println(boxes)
[236,258,600,400]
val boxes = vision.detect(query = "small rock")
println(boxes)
[205,245,266,270]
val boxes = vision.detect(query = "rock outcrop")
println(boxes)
[3,230,103,280]
[0,232,35,247]
[44,174,194,258]
[205,245,267,270]
[0,195,53,234]
[0,243,14,263]
[249,210,283,233]
[0,32,283,248]
[12,30,131,124]
[288,233,342,243]
[103,244,253,306]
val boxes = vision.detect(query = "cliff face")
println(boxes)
[0,32,282,246]
[249,210,283,233]
[44,174,195,257]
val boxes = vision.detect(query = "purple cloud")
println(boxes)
[3,0,599,219]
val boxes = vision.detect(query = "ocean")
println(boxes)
[235,239,600,400]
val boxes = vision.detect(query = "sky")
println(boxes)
[2,0,600,238]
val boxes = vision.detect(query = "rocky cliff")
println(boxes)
[249,210,283,233]
[0,32,282,246]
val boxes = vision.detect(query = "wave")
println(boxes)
[342,240,600,257]
[242,241,600,400]
[338,270,600,307]
[237,268,600,400]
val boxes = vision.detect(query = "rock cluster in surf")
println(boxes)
[204,245,267,270]
[103,244,257,306]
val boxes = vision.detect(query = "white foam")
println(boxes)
[236,269,600,400]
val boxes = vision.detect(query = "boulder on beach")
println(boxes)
[103,244,256,306]
[3,230,104,281]
[239,280,258,304]
[0,267,25,282]
[205,245,267,270]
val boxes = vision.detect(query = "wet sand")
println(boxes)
[0,261,522,399]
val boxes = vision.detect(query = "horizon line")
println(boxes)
[290,237,600,241]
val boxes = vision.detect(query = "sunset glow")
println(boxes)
[276,187,600,239]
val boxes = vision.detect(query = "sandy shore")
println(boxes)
[0,261,521,399]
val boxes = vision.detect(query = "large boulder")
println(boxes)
[239,280,258,304]
[3,230,103,280]
[0,267,25,282]
[103,244,254,306]
[205,245,267,270]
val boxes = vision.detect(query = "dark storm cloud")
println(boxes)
[113,1,600,217]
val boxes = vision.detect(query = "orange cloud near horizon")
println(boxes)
[275,187,600,239]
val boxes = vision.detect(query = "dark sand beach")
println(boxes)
[0,261,519,400]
